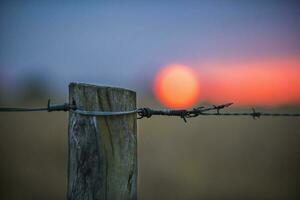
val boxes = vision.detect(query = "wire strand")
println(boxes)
[198,113,300,117]
[0,107,48,112]
[0,100,300,122]
[71,109,140,116]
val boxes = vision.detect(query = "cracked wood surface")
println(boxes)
[68,83,137,200]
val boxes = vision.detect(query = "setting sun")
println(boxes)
[154,64,201,109]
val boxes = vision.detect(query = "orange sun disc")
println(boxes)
[154,64,201,109]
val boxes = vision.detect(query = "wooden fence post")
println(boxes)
[67,83,137,200]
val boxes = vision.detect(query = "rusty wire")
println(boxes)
[0,100,300,122]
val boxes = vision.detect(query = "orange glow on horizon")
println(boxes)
[202,58,300,106]
[154,64,201,109]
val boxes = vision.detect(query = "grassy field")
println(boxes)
[0,96,300,199]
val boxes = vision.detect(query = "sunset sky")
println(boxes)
[0,0,299,107]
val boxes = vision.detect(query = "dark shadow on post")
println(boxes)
[68,83,137,200]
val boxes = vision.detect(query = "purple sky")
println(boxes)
[0,0,299,95]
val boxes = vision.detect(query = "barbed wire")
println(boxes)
[135,106,300,122]
[0,100,300,122]
[0,100,74,112]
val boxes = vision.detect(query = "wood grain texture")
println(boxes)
[68,83,137,200]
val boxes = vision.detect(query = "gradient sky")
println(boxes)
[0,0,299,105]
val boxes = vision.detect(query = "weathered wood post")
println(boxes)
[67,83,137,200]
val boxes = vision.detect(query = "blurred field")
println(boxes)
[0,95,300,200]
